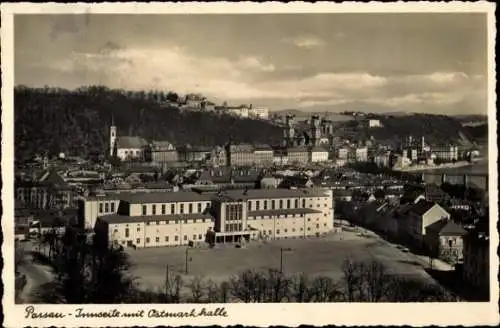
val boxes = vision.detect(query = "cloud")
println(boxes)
[237,56,275,72]
[281,35,326,49]
[34,44,486,114]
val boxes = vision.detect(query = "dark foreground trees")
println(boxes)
[32,227,136,303]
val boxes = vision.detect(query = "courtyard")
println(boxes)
[126,229,436,290]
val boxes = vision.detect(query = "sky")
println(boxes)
[14,13,488,114]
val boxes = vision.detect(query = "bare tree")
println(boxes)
[309,276,343,302]
[290,273,312,302]
[15,240,25,272]
[264,268,291,302]
[219,281,230,303]
[230,269,266,303]
[205,279,219,303]
[189,276,205,303]
[172,274,184,303]
[341,257,363,301]
[362,259,387,302]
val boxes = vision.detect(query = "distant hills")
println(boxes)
[14,86,283,160]
[14,86,487,161]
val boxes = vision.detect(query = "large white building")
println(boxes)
[93,188,334,248]
[309,146,329,163]
[94,191,213,248]
[248,107,269,120]
[212,188,334,243]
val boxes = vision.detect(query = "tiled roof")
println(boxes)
[439,220,467,235]
[426,219,467,236]
[410,200,438,216]
[99,213,213,224]
[39,170,70,189]
[118,191,212,204]
[216,188,329,201]
[118,136,148,149]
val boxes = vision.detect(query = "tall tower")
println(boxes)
[110,114,117,157]
[284,114,296,146]
[310,115,321,146]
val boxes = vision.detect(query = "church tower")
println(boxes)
[284,114,296,147]
[310,115,321,146]
[110,114,117,157]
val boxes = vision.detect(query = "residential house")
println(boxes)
[405,200,451,248]
[425,219,467,264]
[259,173,284,189]
[279,175,315,189]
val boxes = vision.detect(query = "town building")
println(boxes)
[209,146,227,167]
[287,147,309,165]
[177,145,212,163]
[15,170,76,210]
[248,106,269,120]
[143,141,179,164]
[309,146,329,163]
[94,188,334,248]
[226,143,256,166]
[425,219,467,264]
[367,119,382,128]
[252,145,274,165]
[431,144,459,162]
[94,191,214,248]
[212,188,334,243]
[402,200,451,248]
[355,147,368,162]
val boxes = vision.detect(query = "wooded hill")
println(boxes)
[14,86,283,160]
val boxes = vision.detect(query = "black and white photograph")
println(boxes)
[2,2,498,327]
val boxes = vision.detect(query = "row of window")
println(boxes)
[121,233,205,245]
[142,202,210,216]
[225,223,243,232]
[263,223,327,235]
[99,202,116,214]
[121,219,211,237]
[248,198,329,211]
[249,199,303,211]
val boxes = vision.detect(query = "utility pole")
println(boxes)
[280,247,292,274]
[185,247,190,274]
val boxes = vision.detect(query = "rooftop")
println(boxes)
[118,136,148,149]
[214,188,329,201]
[118,191,212,204]
[99,213,213,224]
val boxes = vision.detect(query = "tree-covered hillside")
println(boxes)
[14,86,283,160]
[352,114,476,145]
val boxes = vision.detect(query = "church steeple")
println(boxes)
[109,113,117,157]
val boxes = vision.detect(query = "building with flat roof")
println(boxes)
[212,188,334,243]
[93,188,334,248]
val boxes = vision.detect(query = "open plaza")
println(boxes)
[126,228,436,290]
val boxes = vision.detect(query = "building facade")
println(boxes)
[94,191,214,248]
[212,188,334,243]
[94,188,334,248]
